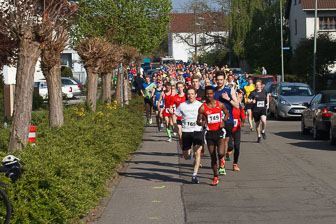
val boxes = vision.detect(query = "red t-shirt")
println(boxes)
[173,94,186,120]
[232,107,246,132]
[203,101,222,131]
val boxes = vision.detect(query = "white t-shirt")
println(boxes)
[175,100,203,132]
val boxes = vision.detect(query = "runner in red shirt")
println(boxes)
[171,82,186,151]
[197,86,230,186]
[158,82,177,142]
[227,93,245,171]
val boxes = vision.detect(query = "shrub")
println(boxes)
[32,89,44,111]
[61,66,73,78]
[0,97,144,223]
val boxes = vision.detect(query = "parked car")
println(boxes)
[146,69,160,78]
[264,82,280,94]
[269,82,314,120]
[253,75,276,88]
[301,90,336,140]
[34,79,73,99]
[61,77,84,97]
[231,68,245,75]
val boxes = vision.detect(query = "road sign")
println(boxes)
[283,47,291,50]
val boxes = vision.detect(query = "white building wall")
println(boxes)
[289,1,307,50]
[170,31,228,63]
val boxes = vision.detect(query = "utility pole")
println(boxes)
[194,6,197,64]
[280,0,284,82]
[313,0,318,92]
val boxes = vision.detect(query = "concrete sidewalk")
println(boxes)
[94,122,185,224]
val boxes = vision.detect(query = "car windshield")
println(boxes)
[254,77,274,85]
[280,86,313,96]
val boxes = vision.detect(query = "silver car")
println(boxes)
[61,77,84,97]
[269,83,314,119]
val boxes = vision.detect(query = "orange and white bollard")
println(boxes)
[28,126,36,146]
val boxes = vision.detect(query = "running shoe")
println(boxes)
[158,127,161,132]
[262,132,267,140]
[149,118,152,125]
[225,154,230,161]
[192,175,199,184]
[160,123,164,128]
[173,132,177,137]
[227,150,233,155]
[181,154,184,158]
[211,177,219,186]
[200,151,204,156]
[219,167,226,175]
[146,119,150,126]
[250,126,254,131]
[257,136,261,143]
[167,138,172,142]
[233,164,240,171]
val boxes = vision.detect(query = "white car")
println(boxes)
[61,77,84,97]
[34,79,73,100]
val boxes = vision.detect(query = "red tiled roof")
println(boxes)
[302,0,336,10]
[169,12,227,33]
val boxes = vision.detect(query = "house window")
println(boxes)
[200,37,206,44]
[319,17,336,31]
[295,19,297,35]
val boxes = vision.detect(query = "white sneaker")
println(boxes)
[167,138,172,142]
[173,132,177,137]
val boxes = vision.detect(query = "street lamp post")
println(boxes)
[280,0,284,82]
[313,0,318,92]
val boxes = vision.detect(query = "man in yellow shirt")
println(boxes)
[243,76,256,131]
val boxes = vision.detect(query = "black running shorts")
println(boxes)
[253,109,267,122]
[177,119,182,126]
[144,98,153,107]
[205,129,224,146]
[245,103,253,110]
[224,123,234,139]
[182,131,202,151]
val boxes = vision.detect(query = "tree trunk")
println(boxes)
[85,67,99,111]
[115,71,122,104]
[8,40,41,153]
[123,76,129,105]
[101,72,112,104]
[43,58,64,128]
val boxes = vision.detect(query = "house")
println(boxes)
[2,47,87,85]
[168,12,228,63]
[286,0,336,51]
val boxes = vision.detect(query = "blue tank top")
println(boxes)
[214,86,233,124]
[154,88,164,107]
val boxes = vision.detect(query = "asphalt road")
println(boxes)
[95,119,336,224]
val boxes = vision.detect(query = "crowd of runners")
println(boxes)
[135,63,270,186]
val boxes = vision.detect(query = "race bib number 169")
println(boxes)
[207,113,220,124]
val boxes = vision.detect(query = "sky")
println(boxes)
[171,0,221,12]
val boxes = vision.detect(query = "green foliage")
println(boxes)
[198,50,229,67]
[244,1,292,74]
[0,97,144,223]
[71,0,172,54]
[32,90,44,111]
[290,33,336,87]
[61,66,73,78]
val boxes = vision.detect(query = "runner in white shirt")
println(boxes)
[174,87,203,184]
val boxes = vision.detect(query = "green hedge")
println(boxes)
[0,97,144,223]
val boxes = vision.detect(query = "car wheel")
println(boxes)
[329,127,336,145]
[301,117,309,135]
[313,121,321,140]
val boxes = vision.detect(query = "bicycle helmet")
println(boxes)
[2,155,20,166]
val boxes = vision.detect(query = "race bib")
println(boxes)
[257,101,265,107]
[234,119,238,127]
[183,121,197,129]
[207,113,221,124]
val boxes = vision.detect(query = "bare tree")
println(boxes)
[115,46,140,104]
[40,2,77,128]
[75,37,111,111]
[0,0,70,152]
[100,44,122,103]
